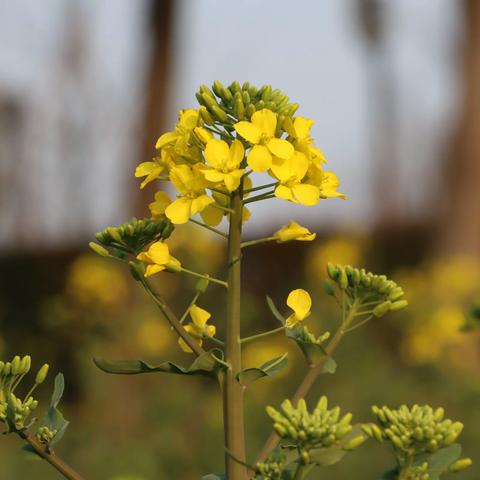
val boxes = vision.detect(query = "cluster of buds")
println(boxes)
[91,217,174,256]
[255,453,286,480]
[291,325,330,346]
[196,81,299,129]
[0,356,48,430]
[266,397,365,463]
[405,462,430,480]
[365,405,464,456]
[325,263,408,317]
[36,425,58,444]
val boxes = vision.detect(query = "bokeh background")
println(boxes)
[1,0,480,478]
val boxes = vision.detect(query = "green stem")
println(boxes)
[293,462,308,480]
[240,326,285,344]
[243,182,278,194]
[255,305,358,463]
[223,186,248,479]
[180,268,228,288]
[203,333,225,347]
[189,218,228,238]
[179,292,201,324]
[243,191,275,204]
[140,278,205,356]
[240,236,277,248]
[17,430,85,480]
[212,203,235,214]
[209,187,230,197]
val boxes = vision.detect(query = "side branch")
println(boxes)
[18,430,85,480]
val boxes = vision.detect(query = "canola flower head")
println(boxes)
[285,289,312,328]
[178,304,216,353]
[136,241,181,277]
[274,221,316,243]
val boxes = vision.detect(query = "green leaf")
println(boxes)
[201,475,226,480]
[50,373,65,408]
[43,373,69,446]
[285,329,336,371]
[236,353,288,387]
[428,444,462,472]
[94,349,227,379]
[266,295,286,325]
[309,445,347,466]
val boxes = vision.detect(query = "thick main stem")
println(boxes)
[18,431,85,480]
[223,188,247,479]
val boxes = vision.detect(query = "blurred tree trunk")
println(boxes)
[438,0,480,257]
[135,0,174,215]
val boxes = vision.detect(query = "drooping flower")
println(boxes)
[136,242,181,277]
[179,304,216,353]
[202,139,245,192]
[285,289,312,327]
[270,151,320,206]
[165,165,214,224]
[274,221,316,243]
[234,109,294,172]
[283,116,327,164]
[305,164,346,200]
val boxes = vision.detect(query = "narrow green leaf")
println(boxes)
[266,296,286,325]
[309,445,346,466]
[236,353,288,386]
[428,444,462,472]
[50,373,65,408]
[94,349,227,379]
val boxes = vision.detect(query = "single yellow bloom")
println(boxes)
[305,164,346,200]
[271,151,320,206]
[149,191,172,218]
[135,161,164,189]
[284,116,327,164]
[275,221,316,243]
[203,139,245,192]
[165,165,214,224]
[234,109,294,172]
[136,242,181,277]
[179,304,216,353]
[285,289,312,327]
[156,109,198,150]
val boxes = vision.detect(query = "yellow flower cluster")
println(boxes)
[134,82,345,227]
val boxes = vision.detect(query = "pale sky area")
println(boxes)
[0,0,461,246]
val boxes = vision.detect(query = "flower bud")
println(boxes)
[390,300,408,311]
[343,435,367,451]
[198,107,215,126]
[11,356,21,375]
[211,105,228,123]
[20,355,31,374]
[89,242,110,257]
[339,268,348,289]
[324,280,336,296]
[373,301,391,317]
[449,458,472,472]
[195,277,210,293]
[35,364,49,384]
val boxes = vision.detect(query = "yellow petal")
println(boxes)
[285,313,300,328]
[149,191,172,218]
[190,304,211,328]
[200,204,224,226]
[205,324,216,337]
[178,109,199,129]
[224,170,245,192]
[165,197,192,224]
[203,169,226,183]
[165,256,182,273]
[293,117,313,140]
[227,139,245,170]
[292,184,320,206]
[283,117,296,138]
[135,162,157,178]
[247,145,272,172]
[136,251,152,263]
[267,138,294,160]
[147,242,171,264]
[156,131,178,149]
[242,206,251,223]
[169,165,194,194]
[234,121,262,144]
[275,221,316,243]
[194,126,212,144]
[191,194,214,215]
[287,289,311,321]
[251,109,276,137]
[274,185,295,202]
[205,139,229,169]
[144,263,166,277]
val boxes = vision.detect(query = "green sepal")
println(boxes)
[94,349,227,380]
[285,328,336,372]
[266,296,286,325]
[43,373,69,446]
[236,353,288,387]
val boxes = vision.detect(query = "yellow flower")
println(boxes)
[136,242,181,277]
[156,109,199,151]
[135,150,176,189]
[234,109,294,172]
[285,289,312,327]
[165,164,214,224]
[203,139,245,192]
[275,221,316,243]
[283,116,326,164]
[271,151,320,206]
[305,165,346,200]
[179,304,216,353]
[194,126,213,144]
[149,191,172,218]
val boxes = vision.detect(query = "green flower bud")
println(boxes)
[195,277,210,293]
[373,301,392,317]
[390,300,408,311]
[261,85,272,101]
[245,103,256,119]
[211,105,228,123]
[35,364,49,384]
[324,279,336,296]
[88,242,110,257]
[199,105,215,125]
[20,356,31,374]
[327,262,338,279]
[233,96,245,120]
[106,227,122,243]
[343,435,367,451]
[449,458,472,472]
[339,268,348,290]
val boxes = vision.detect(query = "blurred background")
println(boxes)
[1,0,479,478]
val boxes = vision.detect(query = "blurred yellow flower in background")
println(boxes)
[136,317,171,355]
